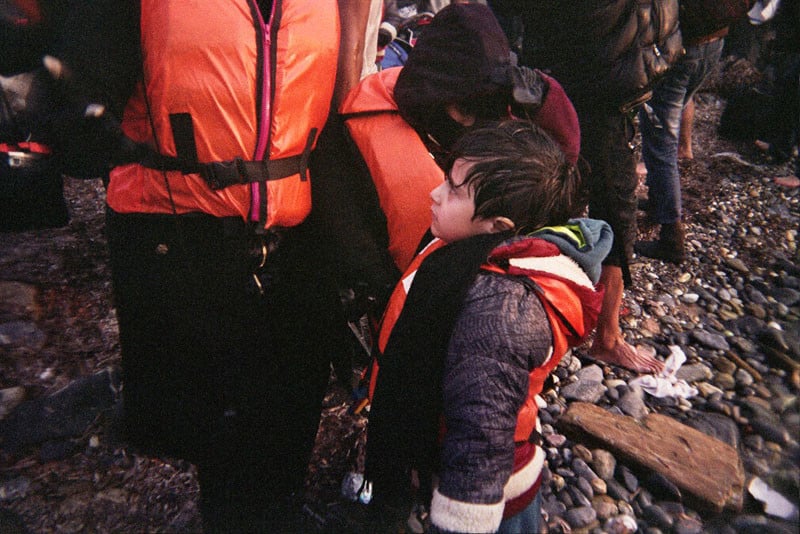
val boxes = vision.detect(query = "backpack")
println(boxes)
[679,0,756,41]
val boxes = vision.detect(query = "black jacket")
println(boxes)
[512,0,683,110]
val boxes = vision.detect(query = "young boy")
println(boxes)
[364,120,613,533]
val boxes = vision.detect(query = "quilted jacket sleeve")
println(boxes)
[431,272,552,533]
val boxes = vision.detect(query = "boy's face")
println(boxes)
[430,158,496,243]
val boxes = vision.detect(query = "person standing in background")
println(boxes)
[490,0,683,373]
[636,0,755,264]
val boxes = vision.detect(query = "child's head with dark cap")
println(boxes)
[393,3,514,151]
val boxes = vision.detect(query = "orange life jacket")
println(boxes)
[107,0,339,230]
[339,67,443,272]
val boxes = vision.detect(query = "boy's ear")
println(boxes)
[491,216,515,233]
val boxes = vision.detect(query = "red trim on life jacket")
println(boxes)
[0,141,51,154]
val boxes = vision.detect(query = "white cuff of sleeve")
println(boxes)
[430,489,504,534]
[379,21,398,42]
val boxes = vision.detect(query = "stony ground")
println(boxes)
[1,61,799,533]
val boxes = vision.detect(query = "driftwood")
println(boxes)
[558,402,745,513]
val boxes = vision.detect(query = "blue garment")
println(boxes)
[380,40,411,69]
[638,38,725,224]
[497,490,542,534]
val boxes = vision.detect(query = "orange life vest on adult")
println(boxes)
[106,0,339,230]
[340,67,443,272]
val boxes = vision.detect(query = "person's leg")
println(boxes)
[678,97,695,160]
[194,221,341,533]
[636,69,686,264]
[107,211,247,462]
[636,39,724,265]
[679,38,726,161]
[761,53,800,162]
[108,210,337,532]
[580,107,663,374]
[590,265,663,373]
[638,58,688,227]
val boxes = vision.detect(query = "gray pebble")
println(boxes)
[542,496,566,518]
[750,418,790,445]
[735,368,755,387]
[565,506,597,529]
[643,504,674,530]
[561,380,607,403]
[591,495,618,520]
[743,434,765,451]
[617,500,635,517]
[617,387,649,419]
[568,484,593,508]
[573,444,593,463]
[0,321,46,350]
[712,357,737,375]
[572,458,600,481]
[673,516,704,534]
[592,449,616,481]
[675,363,713,383]
[606,478,631,501]
[691,329,731,351]
[773,287,800,307]
[617,465,639,493]
[712,372,736,390]
[576,476,595,501]
[545,433,567,447]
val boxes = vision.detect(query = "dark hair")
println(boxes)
[444,119,583,233]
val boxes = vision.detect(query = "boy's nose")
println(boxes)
[430,183,443,203]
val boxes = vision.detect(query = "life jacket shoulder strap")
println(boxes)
[481,264,582,341]
[340,109,402,122]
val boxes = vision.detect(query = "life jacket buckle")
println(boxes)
[201,157,247,190]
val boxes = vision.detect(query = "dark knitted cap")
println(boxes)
[394,3,512,118]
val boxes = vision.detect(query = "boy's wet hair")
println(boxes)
[444,119,583,233]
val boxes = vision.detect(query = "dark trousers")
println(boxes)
[578,103,639,283]
[106,209,345,532]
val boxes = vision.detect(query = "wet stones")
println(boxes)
[0,367,121,458]
[561,364,607,403]
[691,329,731,351]
[0,387,25,428]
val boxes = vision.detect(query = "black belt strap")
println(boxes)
[139,114,318,191]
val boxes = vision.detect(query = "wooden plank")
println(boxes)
[558,402,745,513]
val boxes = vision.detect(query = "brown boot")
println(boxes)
[635,222,685,264]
